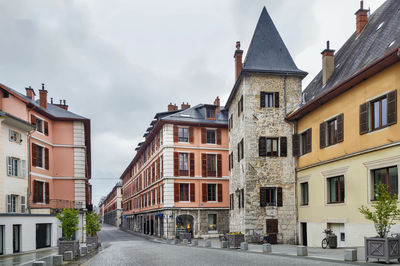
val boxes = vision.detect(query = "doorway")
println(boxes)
[36,224,51,249]
[13,225,21,253]
[300,223,308,246]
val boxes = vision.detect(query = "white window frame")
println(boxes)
[9,129,21,144]
[35,180,47,204]
[208,213,218,232]
[178,127,189,143]
[7,157,26,178]
[321,166,349,206]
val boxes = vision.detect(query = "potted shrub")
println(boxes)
[359,183,400,263]
[227,232,245,248]
[86,211,101,248]
[57,208,80,258]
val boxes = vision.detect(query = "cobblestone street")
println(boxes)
[85,225,358,266]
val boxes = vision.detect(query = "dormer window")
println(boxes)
[206,108,216,119]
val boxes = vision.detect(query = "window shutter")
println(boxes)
[359,102,369,135]
[277,187,283,207]
[260,92,265,107]
[274,92,280,108]
[7,156,12,176]
[202,184,207,202]
[7,195,11,213]
[161,155,163,177]
[217,154,222,177]
[31,115,36,126]
[44,121,49,136]
[174,152,179,177]
[280,137,287,157]
[292,134,300,157]
[259,137,266,157]
[45,147,49,170]
[33,180,38,203]
[231,194,234,210]
[306,129,312,153]
[9,129,13,142]
[190,183,195,202]
[260,187,267,207]
[240,96,243,113]
[189,127,194,143]
[337,113,344,143]
[173,125,178,142]
[240,139,244,159]
[387,90,397,126]
[237,143,240,162]
[217,184,223,202]
[216,129,221,145]
[152,163,155,183]
[174,183,179,202]
[190,153,195,177]
[45,182,50,204]
[21,196,26,213]
[237,100,240,116]
[201,128,206,144]
[229,154,231,171]
[320,122,327,148]
[22,160,26,178]
[201,153,207,177]
[32,144,38,167]
[158,185,161,203]
[241,189,244,208]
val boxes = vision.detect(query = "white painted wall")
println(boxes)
[73,121,86,209]
[0,215,60,255]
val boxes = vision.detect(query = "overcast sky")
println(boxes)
[0,0,386,205]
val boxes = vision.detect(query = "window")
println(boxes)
[206,130,216,144]
[208,214,217,231]
[372,97,388,130]
[0,225,3,255]
[33,180,49,204]
[266,138,278,157]
[206,107,216,119]
[7,157,26,178]
[372,166,398,199]
[260,92,279,108]
[207,154,216,177]
[178,127,188,142]
[207,184,216,201]
[327,118,338,146]
[301,182,309,206]
[179,184,189,201]
[229,115,233,131]
[229,152,234,170]
[179,153,189,176]
[237,139,244,161]
[327,176,345,203]
[266,188,276,206]
[360,90,397,135]
[36,223,51,249]
[36,118,43,133]
[9,129,21,143]
[300,129,312,155]
[238,95,243,116]
[6,195,18,213]
[32,144,49,169]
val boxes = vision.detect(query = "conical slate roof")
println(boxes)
[242,7,307,76]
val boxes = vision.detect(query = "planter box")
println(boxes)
[227,234,245,248]
[87,236,99,248]
[59,240,80,259]
[179,233,192,241]
[365,237,400,264]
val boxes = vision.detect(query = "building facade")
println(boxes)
[101,182,122,227]
[120,99,230,239]
[225,7,307,244]
[0,82,92,255]
[287,0,400,247]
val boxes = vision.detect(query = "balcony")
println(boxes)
[29,199,79,209]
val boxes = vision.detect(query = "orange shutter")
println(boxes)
[190,153,195,177]
[217,154,222,177]
[174,152,179,176]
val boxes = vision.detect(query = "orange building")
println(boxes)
[120,98,229,239]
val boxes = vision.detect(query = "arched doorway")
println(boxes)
[176,215,194,237]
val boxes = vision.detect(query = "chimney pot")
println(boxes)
[181,102,191,110]
[168,103,178,111]
[321,41,335,85]
[25,86,36,100]
[234,41,243,81]
[39,83,48,109]
[214,96,221,114]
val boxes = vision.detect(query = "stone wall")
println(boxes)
[228,73,302,244]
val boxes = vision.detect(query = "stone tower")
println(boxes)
[225,7,307,244]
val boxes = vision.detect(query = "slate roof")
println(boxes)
[0,82,88,120]
[302,0,400,104]
[243,7,307,77]
[159,104,228,125]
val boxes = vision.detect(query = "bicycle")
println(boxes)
[321,229,333,249]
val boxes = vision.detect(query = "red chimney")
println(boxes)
[234,41,243,81]
[168,103,178,111]
[39,83,48,109]
[214,96,220,114]
[181,102,190,110]
[355,0,369,35]
[25,86,36,100]
[321,41,335,85]
[55,99,69,110]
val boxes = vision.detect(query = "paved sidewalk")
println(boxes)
[0,247,57,266]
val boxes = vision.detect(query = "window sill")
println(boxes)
[206,143,217,145]
[206,201,218,203]
[178,201,190,203]
[299,204,309,207]
[366,126,390,135]
[325,202,346,206]
[323,143,340,149]
[8,176,26,180]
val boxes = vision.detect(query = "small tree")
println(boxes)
[359,182,400,238]
[57,208,80,241]
[86,211,101,237]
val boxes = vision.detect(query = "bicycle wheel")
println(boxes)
[321,238,328,249]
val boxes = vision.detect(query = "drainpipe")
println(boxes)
[27,129,34,214]
[283,75,287,116]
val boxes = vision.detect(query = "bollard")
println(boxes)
[204,240,211,248]
[80,246,87,256]
[240,242,248,250]
[344,249,357,262]
[32,262,45,266]
[182,239,188,245]
[52,254,63,266]
[262,243,272,253]
[88,244,93,252]
[221,241,228,248]
[41,256,52,265]
[297,246,308,256]
[63,251,73,261]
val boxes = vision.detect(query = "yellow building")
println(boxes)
[287,0,400,247]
